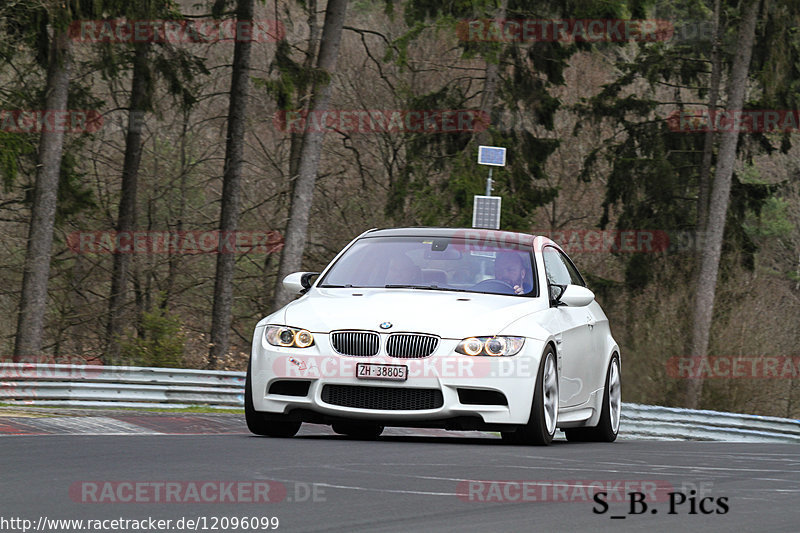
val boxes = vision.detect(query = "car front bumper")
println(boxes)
[249,326,546,427]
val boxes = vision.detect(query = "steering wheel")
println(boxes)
[472,278,517,294]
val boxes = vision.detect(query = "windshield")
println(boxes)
[318,235,537,296]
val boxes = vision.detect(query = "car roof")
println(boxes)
[363,227,538,245]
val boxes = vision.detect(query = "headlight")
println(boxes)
[455,336,524,356]
[265,325,315,348]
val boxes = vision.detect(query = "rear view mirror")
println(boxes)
[424,248,461,260]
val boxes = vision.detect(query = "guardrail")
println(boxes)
[621,403,800,443]
[2,363,799,442]
[0,363,244,409]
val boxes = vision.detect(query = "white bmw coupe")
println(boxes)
[246,227,621,445]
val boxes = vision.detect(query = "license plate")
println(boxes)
[356,363,408,381]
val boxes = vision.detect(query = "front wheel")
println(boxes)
[245,360,301,437]
[501,346,559,445]
[565,354,620,443]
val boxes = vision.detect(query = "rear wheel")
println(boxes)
[565,354,620,443]
[331,422,384,440]
[501,346,558,445]
[245,360,301,437]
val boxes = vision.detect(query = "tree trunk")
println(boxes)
[475,0,507,148]
[287,0,321,183]
[272,0,348,309]
[208,0,255,368]
[267,0,320,306]
[696,0,721,232]
[686,1,760,408]
[13,28,71,361]
[105,43,150,364]
[164,108,190,309]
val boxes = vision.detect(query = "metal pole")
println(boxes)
[485,167,493,196]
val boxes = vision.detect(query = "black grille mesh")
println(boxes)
[321,385,444,410]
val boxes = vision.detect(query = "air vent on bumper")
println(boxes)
[457,388,508,406]
[268,380,311,397]
[321,385,444,410]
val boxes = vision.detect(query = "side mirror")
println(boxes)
[282,272,320,295]
[559,285,595,307]
[549,284,566,305]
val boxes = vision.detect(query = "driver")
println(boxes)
[494,253,527,294]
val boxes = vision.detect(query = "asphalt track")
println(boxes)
[0,412,798,532]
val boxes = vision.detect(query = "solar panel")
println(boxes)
[478,146,506,166]
[472,195,502,229]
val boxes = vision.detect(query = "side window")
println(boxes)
[558,251,586,287]
[542,247,571,286]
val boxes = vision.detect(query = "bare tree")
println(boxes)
[105,43,151,363]
[272,0,348,308]
[686,1,761,408]
[208,0,255,368]
[13,27,71,360]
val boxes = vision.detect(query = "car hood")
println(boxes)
[280,288,548,338]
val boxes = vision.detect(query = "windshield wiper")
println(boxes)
[322,284,473,293]
[384,284,441,289]
[383,284,472,293]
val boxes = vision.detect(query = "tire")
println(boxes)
[331,422,384,440]
[501,346,559,445]
[245,359,301,437]
[565,354,620,443]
